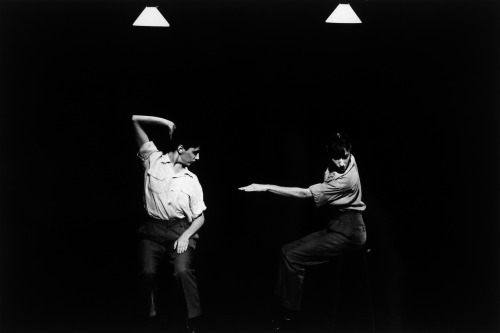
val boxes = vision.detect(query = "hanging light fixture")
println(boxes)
[326,3,362,24]
[133,6,170,27]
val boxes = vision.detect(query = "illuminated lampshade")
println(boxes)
[326,4,362,24]
[133,6,170,27]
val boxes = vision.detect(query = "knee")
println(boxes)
[138,270,156,290]
[173,265,193,280]
[280,245,288,259]
[173,256,193,276]
[139,260,156,276]
[139,268,155,282]
[281,245,296,264]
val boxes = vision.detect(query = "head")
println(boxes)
[167,124,203,167]
[325,131,352,173]
[176,145,201,167]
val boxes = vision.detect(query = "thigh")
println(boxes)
[283,229,328,254]
[168,247,194,274]
[139,239,167,274]
[285,230,356,266]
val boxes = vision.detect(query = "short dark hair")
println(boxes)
[325,131,352,159]
[167,123,203,152]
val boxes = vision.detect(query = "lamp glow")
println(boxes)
[133,6,170,27]
[326,4,362,24]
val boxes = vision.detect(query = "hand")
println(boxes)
[174,234,190,254]
[238,184,268,192]
[168,123,176,140]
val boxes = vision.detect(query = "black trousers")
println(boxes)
[275,211,366,311]
[138,217,201,319]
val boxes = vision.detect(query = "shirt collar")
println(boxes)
[163,154,194,178]
[327,154,356,178]
[342,154,355,174]
[172,169,194,178]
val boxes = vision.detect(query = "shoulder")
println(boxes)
[180,169,201,186]
[138,141,161,161]
[180,170,204,197]
[350,154,358,166]
[344,155,361,183]
[184,169,201,183]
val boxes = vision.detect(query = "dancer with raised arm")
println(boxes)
[132,115,206,333]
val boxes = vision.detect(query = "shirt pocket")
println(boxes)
[147,169,166,194]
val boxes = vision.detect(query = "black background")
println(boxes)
[1,0,499,332]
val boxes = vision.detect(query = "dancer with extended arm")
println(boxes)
[239,132,366,331]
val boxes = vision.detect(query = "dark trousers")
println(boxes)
[138,217,201,319]
[275,211,366,311]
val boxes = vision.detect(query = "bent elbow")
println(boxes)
[302,189,313,198]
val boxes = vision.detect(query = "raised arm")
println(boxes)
[131,115,176,149]
[239,184,312,199]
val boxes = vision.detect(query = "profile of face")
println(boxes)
[178,145,201,166]
[330,148,351,173]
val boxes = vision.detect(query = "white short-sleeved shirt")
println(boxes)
[308,155,366,212]
[138,141,207,222]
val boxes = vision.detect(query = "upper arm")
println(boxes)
[132,116,149,149]
[309,180,350,207]
[189,180,207,216]
[193,212,205,225]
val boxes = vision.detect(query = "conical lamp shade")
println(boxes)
[326,4,362,24]
[133,6,170,27]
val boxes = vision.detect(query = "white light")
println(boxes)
[133,6,170,27]
[326,4,362,24]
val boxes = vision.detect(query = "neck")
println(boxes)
[173,163,186,174]
[168,151,186,174]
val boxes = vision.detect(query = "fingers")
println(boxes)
[174,240,188,254]
[177,244,187,253]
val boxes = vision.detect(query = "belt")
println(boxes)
[146,216,188,226]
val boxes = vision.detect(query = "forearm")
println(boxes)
[182,214,205,239]
[131,115,175,130]
[266,185,312,198]
[132,115,176,148]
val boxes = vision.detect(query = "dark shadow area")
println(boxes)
[1,0,499,332]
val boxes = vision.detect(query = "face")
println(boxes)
[178,146,200,166]
[330,148,351,173]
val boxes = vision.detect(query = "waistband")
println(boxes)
[335,210,363,217]
[146,216,188,226]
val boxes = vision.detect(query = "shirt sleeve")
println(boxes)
[189,180,207,218]
[137,141,159,161]
[308,176,355,208]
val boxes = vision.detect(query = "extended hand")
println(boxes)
[238,184,268,192]
[174,234,190,254]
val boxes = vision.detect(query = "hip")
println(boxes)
[327,211,366,243]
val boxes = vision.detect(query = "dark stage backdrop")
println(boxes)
[1,0,499,332]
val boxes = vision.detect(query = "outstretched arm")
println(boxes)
[131,115,176,149]
[239,184,312,199]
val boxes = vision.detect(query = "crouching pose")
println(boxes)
[239,132,366,330]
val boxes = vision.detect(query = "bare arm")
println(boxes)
[239,184,312,199]
[131,115,176,149]
[173,213,205,254]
